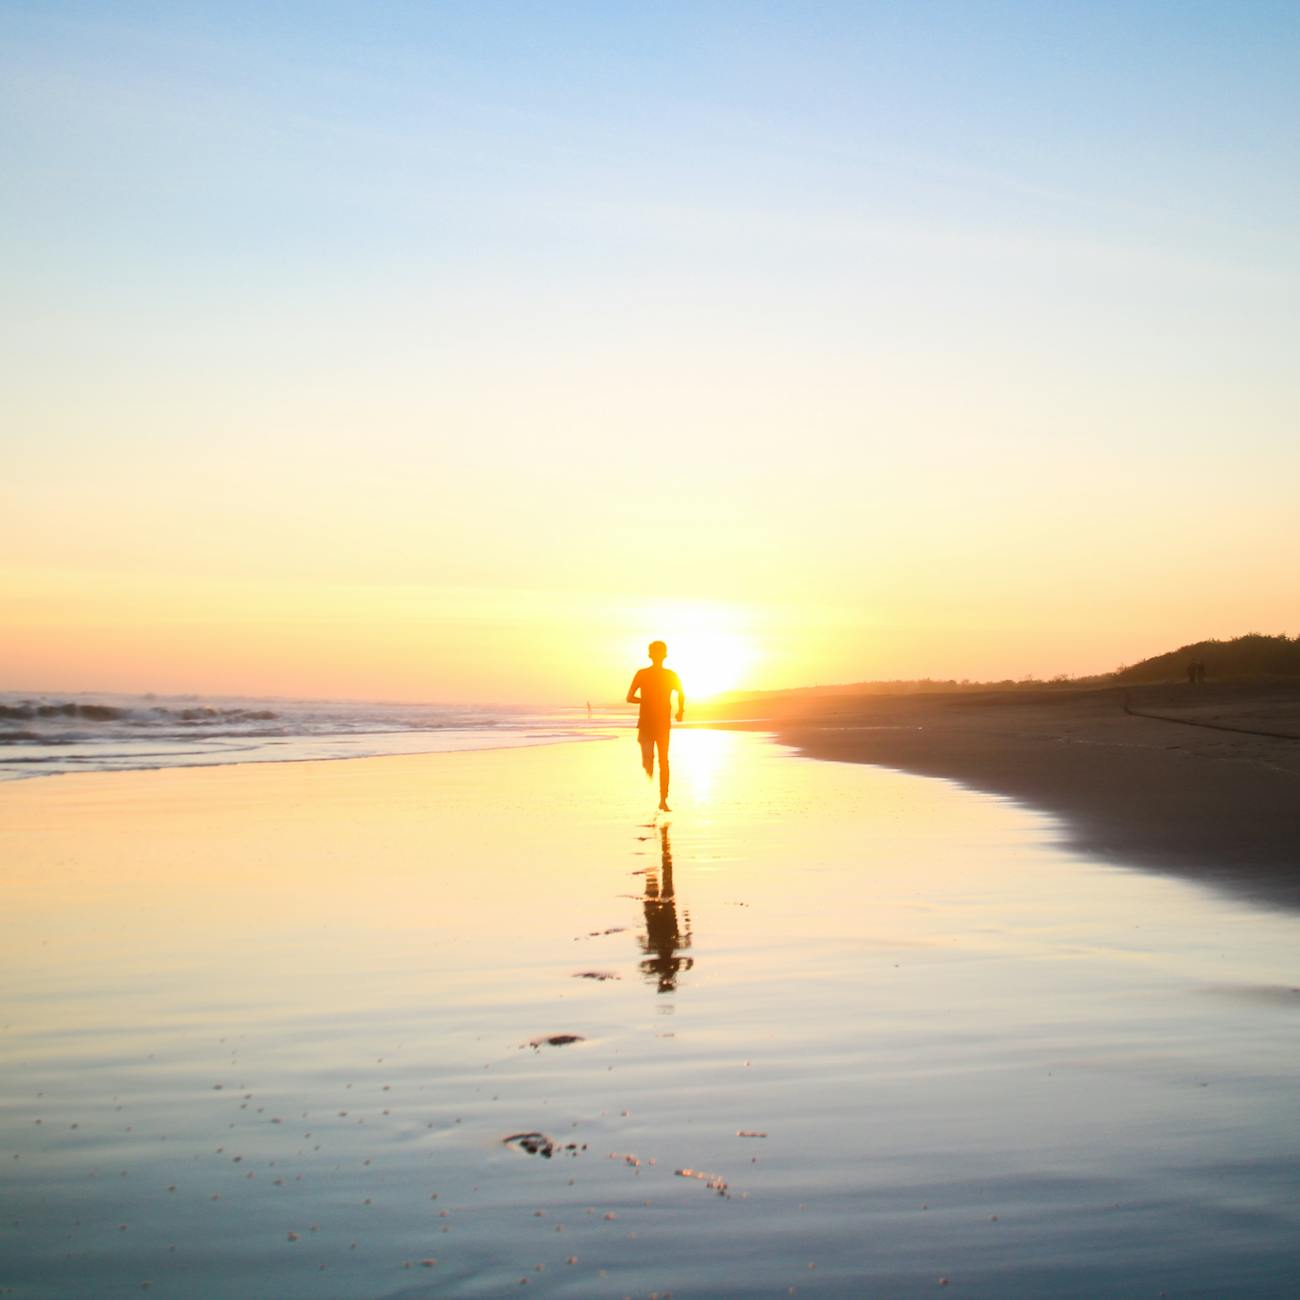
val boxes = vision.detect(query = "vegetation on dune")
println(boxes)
[706,634,1300,709]
[1112,633,1300,683]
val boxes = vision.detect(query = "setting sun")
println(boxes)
[678,628,757,699]
[625,604,759,700]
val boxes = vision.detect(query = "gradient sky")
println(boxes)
[4,1,1298,703]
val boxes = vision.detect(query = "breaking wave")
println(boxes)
[0,701,280,724]
[0,692,615,781]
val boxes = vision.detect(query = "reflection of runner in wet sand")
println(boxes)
[640,823,693,993]
[626,640,685,811]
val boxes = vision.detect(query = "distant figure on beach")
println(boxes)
[1187,659,1207,685]
[586,700,592,720]
[626,640,685,811]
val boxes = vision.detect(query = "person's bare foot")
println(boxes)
[658,799,671,812]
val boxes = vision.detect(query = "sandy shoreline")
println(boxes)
[707,683,1300,910]
[6,729,1300,1296]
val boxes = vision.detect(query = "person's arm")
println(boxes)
[674,673,686,722]
[626,670,643,705]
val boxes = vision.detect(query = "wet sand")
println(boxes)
[714,684,1300,910]
[4,733,1300,1298]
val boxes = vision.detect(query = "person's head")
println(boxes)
[647,640,667,666]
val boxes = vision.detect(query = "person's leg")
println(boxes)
[657,733,670,805]
[639,734,655,779]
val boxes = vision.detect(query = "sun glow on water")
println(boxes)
[672,727,736,805]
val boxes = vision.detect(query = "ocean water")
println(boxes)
[2,732,1299,1299]
[0,692,611,781]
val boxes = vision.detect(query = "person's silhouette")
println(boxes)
[626,640,685,811]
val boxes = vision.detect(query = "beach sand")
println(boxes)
[713,683,1300,910]
[4,731,1300,1297]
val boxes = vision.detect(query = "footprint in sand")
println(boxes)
[502,1132,587,1160]
[524,1034,585,1050]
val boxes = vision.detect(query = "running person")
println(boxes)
[626,640,685,811]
